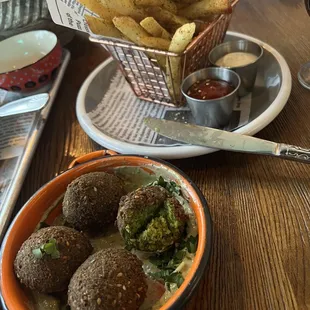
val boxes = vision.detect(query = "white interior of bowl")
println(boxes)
[0,30,57,74]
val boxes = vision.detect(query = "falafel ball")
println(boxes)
[14,226,92,293]
[63,172,125,231]
[117,186,188,252]
[68,248,148,310]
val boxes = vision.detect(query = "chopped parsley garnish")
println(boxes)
[32,238,60,259]
[150,270,184,289]
[150,176,181,195]
[148,235,198,290]
[180,235,198,253]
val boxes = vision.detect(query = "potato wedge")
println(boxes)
[140,17,171,40]
[166,22,196,100]
[179,0,231,20]
[85,15,123,37]
[134,0,177,14]
[168,23,196,53]
[139,36,171,50]
[113,16,149,45]
[104,0,146,21]
[77,0,118,21]
[145,7,189,31]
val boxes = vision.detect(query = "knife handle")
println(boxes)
[278,144,310,163]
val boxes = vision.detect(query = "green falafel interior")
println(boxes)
[117,180,189,253]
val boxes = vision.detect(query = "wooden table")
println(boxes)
[14,0,310,309]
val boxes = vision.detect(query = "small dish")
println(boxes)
[0,150,212,310]
[0,30,62,92]
[181,67,241,128]
[209,40,263,96]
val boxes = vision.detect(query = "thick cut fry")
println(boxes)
[104,0,146,21]
[134,0,177,14]
[141,37,170,69]
[145,7,189,31]
[166,23,196,100]
[139,36,171,50]
[113,16,149,45]
[140,17,171,40]
[85,15,122,37]
[179,0,231,20]
[77,0,118,21]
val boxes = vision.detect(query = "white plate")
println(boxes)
[76,31,292,159]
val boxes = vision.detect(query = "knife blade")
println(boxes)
[144,117,310,164]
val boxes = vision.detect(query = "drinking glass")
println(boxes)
[298,0,310,89]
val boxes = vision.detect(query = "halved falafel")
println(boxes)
[14,226,92,293]
[63,172,125,231]
[68,248,148,310]
[117,186,188,252]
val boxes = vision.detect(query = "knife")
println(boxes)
[144,118,310,164]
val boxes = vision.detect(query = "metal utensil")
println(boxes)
[0,93,49,117]
[181,67,241,128]
[144,118,310,163]
[209,40,263,96]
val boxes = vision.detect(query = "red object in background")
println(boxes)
[0,31,62,92]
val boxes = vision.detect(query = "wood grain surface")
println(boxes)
[13,0,310,309]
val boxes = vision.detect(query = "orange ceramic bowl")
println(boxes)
[0,150,212,310]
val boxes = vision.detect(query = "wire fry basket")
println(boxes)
[90,0,239,107]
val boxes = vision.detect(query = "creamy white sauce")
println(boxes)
[215,52,258,68]
[30,167,198,310]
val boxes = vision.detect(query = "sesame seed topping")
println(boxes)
[94,187,97,192]
[117,284,122,287]
[112,300,117,306]
[117,273,123,277]
[123,285,126,291]
[97,298,101,305]
[128,281,131,285]
[66,241,70,246]
[118,292,122,299]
